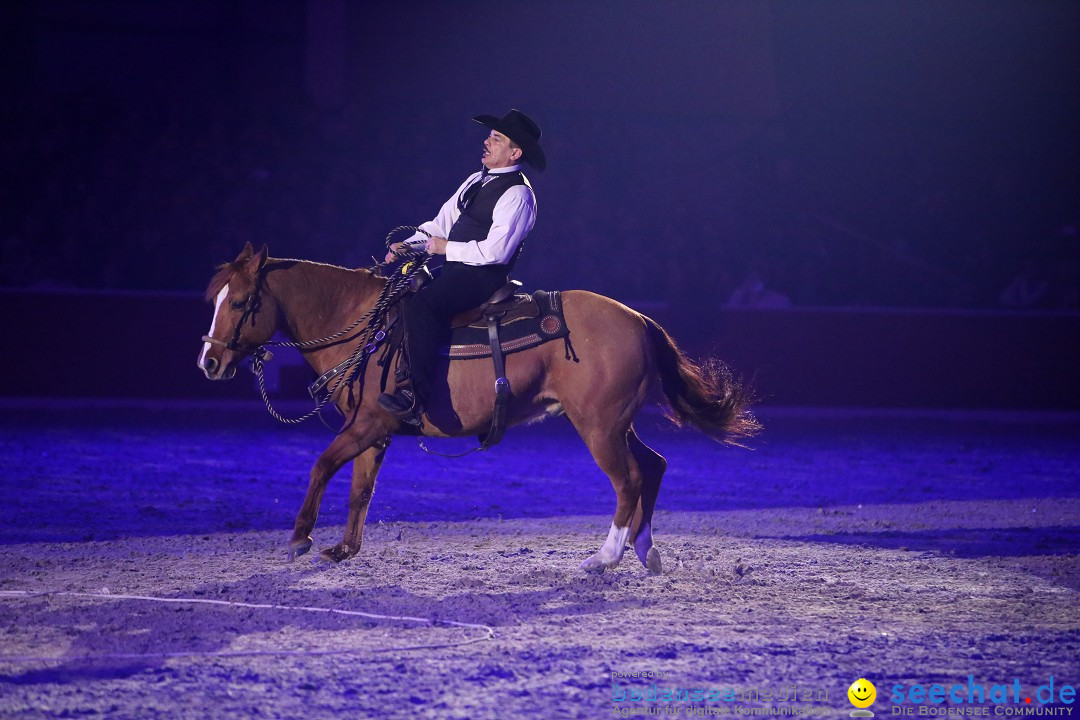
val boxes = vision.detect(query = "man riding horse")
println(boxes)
[198,108,757,571]
[378,109,545,422]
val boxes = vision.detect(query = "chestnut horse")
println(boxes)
[197,243,758,573]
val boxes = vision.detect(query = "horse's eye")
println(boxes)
[230,299,247,310]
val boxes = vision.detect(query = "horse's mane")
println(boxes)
[204,256,379,303]
[204,262,239,303]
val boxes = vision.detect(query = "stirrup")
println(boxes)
[378,389,422,425]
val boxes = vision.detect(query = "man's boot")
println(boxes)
[378,388,422,424]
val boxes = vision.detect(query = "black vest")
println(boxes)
[448,171,527,247]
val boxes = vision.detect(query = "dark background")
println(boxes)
[3,0,1078,309]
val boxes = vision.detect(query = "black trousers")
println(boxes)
[403,261,509,406]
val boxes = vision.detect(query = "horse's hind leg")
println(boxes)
[628,429,666,574]
[318,443,387,563]
[575,425,647,573]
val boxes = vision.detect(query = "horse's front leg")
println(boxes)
[288,429,372,560]
[317,441,388,563]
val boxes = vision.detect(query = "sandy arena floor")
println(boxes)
[0,402,1077,719]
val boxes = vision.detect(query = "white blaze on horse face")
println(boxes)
[199,283,230,371]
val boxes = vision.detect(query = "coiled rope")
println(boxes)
[0,589,494,662]
[251,226,431,427]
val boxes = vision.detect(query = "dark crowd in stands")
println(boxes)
[2,92,1077,311]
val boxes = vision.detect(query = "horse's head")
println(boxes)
[197,242,279,380]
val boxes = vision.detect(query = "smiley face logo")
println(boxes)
[848,678,877,709]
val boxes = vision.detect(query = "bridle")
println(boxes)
[201,272,265,354]
[200,228,432,429]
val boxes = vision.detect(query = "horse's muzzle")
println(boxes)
[197,353,237,381]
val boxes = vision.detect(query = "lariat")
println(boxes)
[249,227,431,430]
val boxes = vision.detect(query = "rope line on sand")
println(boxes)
[0,589,495,663]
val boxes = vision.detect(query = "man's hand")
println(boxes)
[384,237,446,262]
[425,236,448,255]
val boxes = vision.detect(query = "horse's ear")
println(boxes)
[240,244,268,276]
[235,242,255,262]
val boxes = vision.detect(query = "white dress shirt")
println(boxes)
[404,165,537,266]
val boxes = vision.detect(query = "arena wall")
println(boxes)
[2,290,1077,410]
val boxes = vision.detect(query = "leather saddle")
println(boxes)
[450,279,529,449]
[309,278,569,451]
[450,280,538,329]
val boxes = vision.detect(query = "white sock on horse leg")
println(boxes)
[579,522,630,572]
[633,522,652,559]
[634,522,662,574]
[598,522,630,564]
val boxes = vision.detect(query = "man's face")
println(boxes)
[481,130,520,170]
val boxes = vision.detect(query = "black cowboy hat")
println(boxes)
[473,109,546,172]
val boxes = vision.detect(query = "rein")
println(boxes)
[243,227,432,429]
[216,227,517,457]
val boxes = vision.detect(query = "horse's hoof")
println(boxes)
[644,546,662,575]
[288,537,313,561]
[316,543,354,564]
[579,553,617,574]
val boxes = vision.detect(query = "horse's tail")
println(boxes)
[644,316,761,446]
